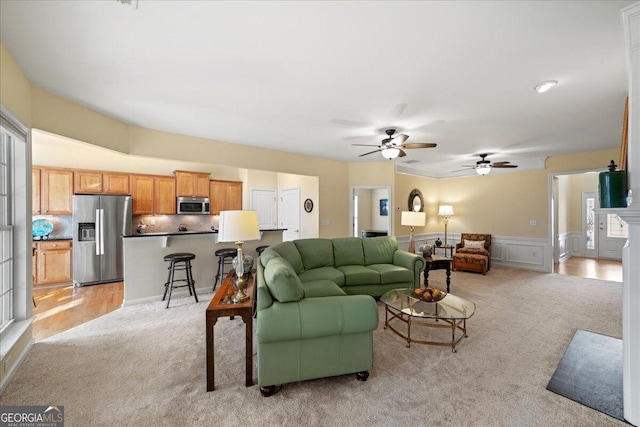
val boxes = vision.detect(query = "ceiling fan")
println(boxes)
[454,153,518,175]
[352,129,437,160]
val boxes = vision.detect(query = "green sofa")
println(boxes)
[256,236,424,395]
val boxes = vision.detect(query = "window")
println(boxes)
[0,127,13,331]
[607,214,629,239]
[585,197,595,250]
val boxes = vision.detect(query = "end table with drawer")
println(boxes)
[423,254,452,293]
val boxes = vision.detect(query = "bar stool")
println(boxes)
[256,245,269,257]
[213,248,237,291]
[162,252,198,309]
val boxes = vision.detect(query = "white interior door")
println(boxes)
[598,213,627,260]
[280,187,300,241]
[251,189,277,229]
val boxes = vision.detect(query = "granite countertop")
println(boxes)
[33,236,72,241]
[123,229,286,238]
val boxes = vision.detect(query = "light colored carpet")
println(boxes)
[0,266,627,426]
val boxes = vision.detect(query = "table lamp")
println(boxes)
[218,210,261,302]
[401,211,426,254]
[438,205,454,246]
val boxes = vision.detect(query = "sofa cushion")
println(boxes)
[367,264,413,284]
[457,248,490,257]
[332,237,365,267]
[264,258,304,303]
[294,238,334,270]
[298,267,345,286]
[336,265,381,286]
[270,241,305,274]
[259,247,282,268]
[302,280,347,298]
[362,236,398,265]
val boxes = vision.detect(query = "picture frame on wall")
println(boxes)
[379,199,389,216]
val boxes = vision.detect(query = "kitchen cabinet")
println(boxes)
[32,167,73,215]
[174,170,210,198]
[131,174,176,215]
[209,180,242,215]
[74,171,130,194]
[33,240,72,285]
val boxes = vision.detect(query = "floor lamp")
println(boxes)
[438,205,454,246]
[401,211,426,254]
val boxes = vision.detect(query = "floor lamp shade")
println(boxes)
[438,205,454,246]
[401,211,426,254]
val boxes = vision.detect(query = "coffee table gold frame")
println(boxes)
[384,304,469,352]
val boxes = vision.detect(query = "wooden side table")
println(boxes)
[206,269,256,391]
[433,244,454,257]
[423,254,452,293]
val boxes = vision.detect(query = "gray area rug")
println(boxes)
[547,329,624,422]
[0,266,628,426]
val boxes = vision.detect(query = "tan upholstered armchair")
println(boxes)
[452,233,492,274]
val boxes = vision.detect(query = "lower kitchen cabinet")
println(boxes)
[33,240,72,285]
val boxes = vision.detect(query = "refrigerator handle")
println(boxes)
[99,208,105,256]
[95,209,101,256]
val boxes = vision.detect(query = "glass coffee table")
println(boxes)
[380,288,476,352]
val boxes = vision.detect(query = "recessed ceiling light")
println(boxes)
[532,80,558,93]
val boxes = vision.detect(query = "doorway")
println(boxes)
[351,186,391,238]
[280,187,300,241]
[582,191,627,260]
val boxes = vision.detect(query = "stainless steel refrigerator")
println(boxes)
[73,195,132,286]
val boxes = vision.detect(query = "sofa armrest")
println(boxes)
[392,250,425,288]
[257,295,378,343]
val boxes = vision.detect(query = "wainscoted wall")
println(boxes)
[557,231,582,262]
[397,232,553,272]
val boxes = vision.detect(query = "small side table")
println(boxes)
[206,269,256,391]
[423,254,452,293]
[433,244,454,257]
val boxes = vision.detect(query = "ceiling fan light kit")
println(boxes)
[354,128,436,160]
[476,164,492,175]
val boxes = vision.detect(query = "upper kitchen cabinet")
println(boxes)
[131,174,176,215]
[74,171,130,194]
[33,167,73,215]
[174,170,210,198]
[209,180,242,215]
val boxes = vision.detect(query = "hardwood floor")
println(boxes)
[32,281,123,342]
[554,257,622,282]
[29,257,620,342]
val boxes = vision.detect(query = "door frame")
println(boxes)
[350,186,392,238]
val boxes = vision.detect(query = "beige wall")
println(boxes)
[567,172,599,232]
[0,44,31,126]
[557,175,571,235]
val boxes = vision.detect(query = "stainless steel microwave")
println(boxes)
[177,197,210,215]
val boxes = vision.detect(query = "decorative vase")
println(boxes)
[435,238,442,247]
[419,244,433,258]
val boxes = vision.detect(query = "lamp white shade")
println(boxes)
[438,205,454,218]
[218,210,261,242]
[401,211,426,227]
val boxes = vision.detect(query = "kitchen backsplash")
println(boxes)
[133,215,220,234]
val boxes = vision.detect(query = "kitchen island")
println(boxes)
[122,229,285,306]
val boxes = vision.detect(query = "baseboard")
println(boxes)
[0,335,35,395]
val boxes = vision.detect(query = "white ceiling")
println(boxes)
[0,1,633,177]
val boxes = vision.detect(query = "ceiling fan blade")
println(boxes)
[342,135,369,141]
[491,161,511,166]
[351,143,381,147]
[358,149,383,157]
[388,103,408,119]
[492,164,518,168]
[398,149,407,158]
[392,134,409,145]
[332,118,371,127]
[401,143,437,149]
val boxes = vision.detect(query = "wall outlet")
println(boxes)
[150,219,156,226]
[321,220,330,226]
[530,220,537,226]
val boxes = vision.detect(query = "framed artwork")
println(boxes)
[379,199,389,216]
[304,198,314,213]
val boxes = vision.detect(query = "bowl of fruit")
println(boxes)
[413,287,446,302]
